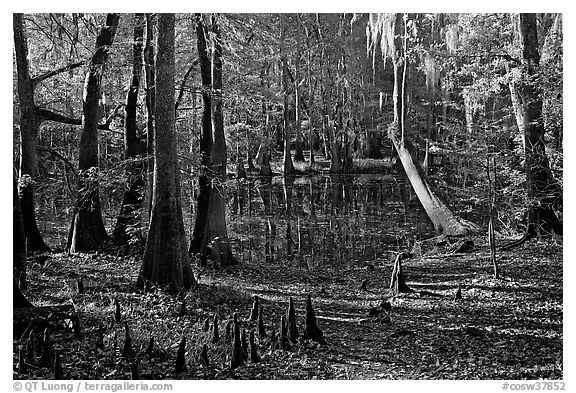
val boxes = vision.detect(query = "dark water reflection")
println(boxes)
[38,173,435,267]
[225,174,434,269]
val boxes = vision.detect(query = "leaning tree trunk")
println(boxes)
[13,13,50,252]
[198,15,236,268]
[506,13,562,244]
[68,14,120,252]
[113,13,146,247]
[388,14,477,236]
[189,14,213,257]
[137,13,195,293]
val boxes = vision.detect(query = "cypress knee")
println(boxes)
[279,315,290,350]
[145,337,154,358]
[303,294,326,345]
[389,253,412,295]
[257,305,267,338]
[230,313,244,369]
[199,343,210,367]
[225,319,233,341]
[18,349,26,374]
[241,328,248,360]
[249,295,260,321]
[41,328,52,366]
[122,322,134,359]
[211,314,220,343]
[26,330,37,364]
[174,336,187,373]
[249,330,260,362]
[53,350,63,379]
[130,360,140,379]
[285,296,299,342]
[114,298,121,323]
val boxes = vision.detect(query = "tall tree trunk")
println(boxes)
[144,13,156,219]
[68,14,120,252]
[13,13,50,252]
[14,179,27,290]
[339,14,353,173]
[315,14,341,173]
[113,13,146,247]
[507,14,562,243]
[281,14,295,176]
[198,15,237,268]
[190,14,213,257]
[294,14,305,162]
[259,108,273,177]
[388,14,477,236]
[300,15,316,166]
[137,13,195,294]
[464,92,475,134]
[14,178,34,307]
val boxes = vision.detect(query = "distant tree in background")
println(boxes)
[189,13,213,258]
[112,13,147,248]
[280,14,295,176]
[196,15,236,268]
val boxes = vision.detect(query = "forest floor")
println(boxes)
[14,236,562,380]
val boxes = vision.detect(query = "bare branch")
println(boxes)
[31,61,85,86]
[38,108,81,126]
[104,103,124,127]
[38,107,122,133]
[38,145,78,176]
[175,58,199,110]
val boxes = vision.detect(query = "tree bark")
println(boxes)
[68,14,120,252]
[507,14,562,242]
[258,109,273,177]
[14,179,28,290]
[144,13,156,219]
[137,13,195,293]
[190,14,213,257]
[14,280,34,309]
[13,13,50,252]
[388,14,477,236]
[302,16,316,166]
[281,14,295,176]
[294,14,305,162]
[197,15,236,268]
[112,13,146,247]
[14,176,32,307]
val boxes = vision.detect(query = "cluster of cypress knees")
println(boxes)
[16,294,326,379]
[172,294,327,373]
[16,326,64,379]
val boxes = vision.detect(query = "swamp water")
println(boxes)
[40,174,435,267]
[216,174,434,269]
